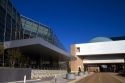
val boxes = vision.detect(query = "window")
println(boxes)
[77,47,80,52]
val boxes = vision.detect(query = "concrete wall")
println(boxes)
[31,70,66,79]
[83,55,124,64]
[75,40,125,55]
[4,37,69,56]
[0,68,31,82]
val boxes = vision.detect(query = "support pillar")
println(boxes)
[70,45,83,73]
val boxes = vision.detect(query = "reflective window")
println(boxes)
[0,0,6,9]
[76,47,80,52]
[21,16,65,50]
[7,1,12,15]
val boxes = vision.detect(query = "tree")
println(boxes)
[0,43,4,55]
[78,67,81,73]
[19,55,29,68]
[67,55,77,73]
[67,62,71,73]
[0,43,4,66]
[7,48,22,67]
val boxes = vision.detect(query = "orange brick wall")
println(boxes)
[70,44,83,72]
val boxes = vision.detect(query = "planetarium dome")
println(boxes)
[90,37,113,43]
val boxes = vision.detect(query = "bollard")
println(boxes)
[54,75,57,83]
[24,75,26,83]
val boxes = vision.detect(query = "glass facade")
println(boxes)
[0,0,65,50]
[0,0,23,42]
[0,0,66,68]
[21,16,65,50]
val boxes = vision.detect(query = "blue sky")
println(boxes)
[12,0,125,52]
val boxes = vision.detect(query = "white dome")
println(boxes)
[90,37,113,43]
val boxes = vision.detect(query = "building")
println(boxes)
[70,37,125,72]
[0,0,68,69]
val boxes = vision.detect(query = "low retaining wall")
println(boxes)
[0,68,31,82]
[31,70,67,79]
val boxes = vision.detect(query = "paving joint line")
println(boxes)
[108,73,125,83]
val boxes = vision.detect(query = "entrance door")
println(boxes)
[84,64,124,72]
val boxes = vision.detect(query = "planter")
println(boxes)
[66,73,75,80]
[84,71,88,75]
[78,72,84,76]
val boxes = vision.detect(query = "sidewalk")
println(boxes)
[108,73,125,83]
[68,72,94,83]
[7,76,68,83]
[7,72,93,83]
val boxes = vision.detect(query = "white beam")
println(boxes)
[76,40,125,56]
[4,37,69,56]
[83,59,124,64]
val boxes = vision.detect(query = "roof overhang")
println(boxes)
[75,40,125,56]
[4,38,69,60]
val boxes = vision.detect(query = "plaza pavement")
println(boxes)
[9,72,125,83]
[76,73,125,83]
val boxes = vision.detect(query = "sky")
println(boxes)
[12,0,125,52]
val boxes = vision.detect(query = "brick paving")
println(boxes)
[76,73,125,83]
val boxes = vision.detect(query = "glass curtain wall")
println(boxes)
[21,16,65,50]
[0,0,66,68]
[0,0,23,66]
[0,0,65,50]
[0,0,23,42]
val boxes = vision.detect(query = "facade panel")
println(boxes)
[71,37,125,72]
[0,0,23,42]
[0,0,67,68]
[21,16,65,50]
[76,40,125,56]
[0,0,65,50]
